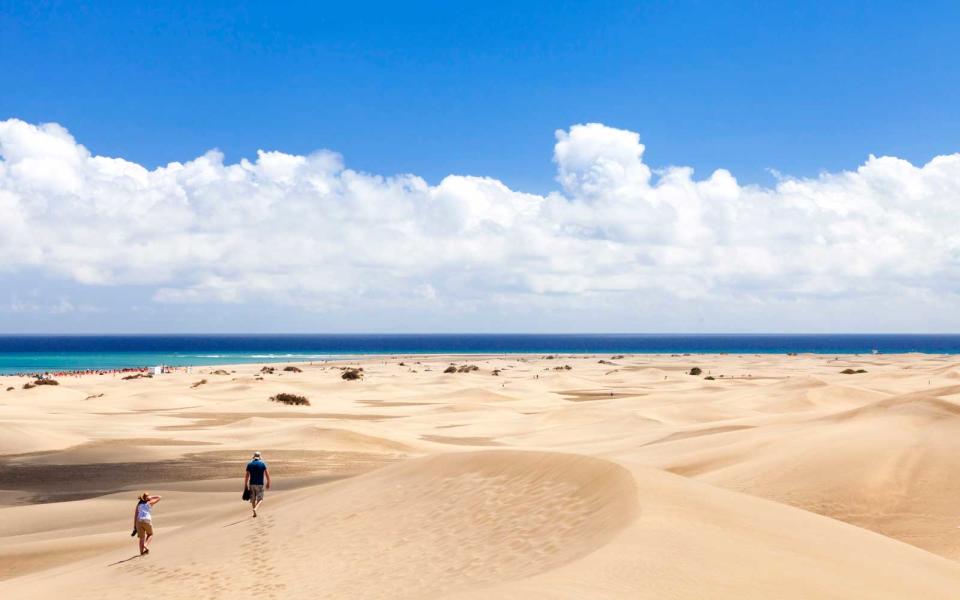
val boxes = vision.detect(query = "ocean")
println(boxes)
[0,334,959,374]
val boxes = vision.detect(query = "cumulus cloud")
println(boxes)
[1,118,958,320]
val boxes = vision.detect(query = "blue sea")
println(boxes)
[0,334,959,375]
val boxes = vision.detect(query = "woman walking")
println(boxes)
[133,492,161,555]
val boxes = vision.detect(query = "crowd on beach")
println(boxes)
[6,366,190,379]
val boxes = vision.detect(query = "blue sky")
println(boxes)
[1,2,959,333]
[4,1,959,191]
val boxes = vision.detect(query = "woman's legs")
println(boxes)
[137,521,153,555]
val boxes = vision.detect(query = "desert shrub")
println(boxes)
[191,379,208,388]
[122,373,152,380]
[612,355,625,360]
[840,368,868,374]
[5,386,13,391]
[33,378,59,386]
[491,369,501,376]
[689,367,703,376]
[457,365,479,373]
[342,368,364,381]
[598,359,613,365]
[22,382,35,389]
[283,366,302,373]
[260,366,276,374]
[704,376,716,380]
[211,369,230,375]
[544,355,556,360]
[270,393,310,406]
[398,362,406,366]
[443,366,458,373]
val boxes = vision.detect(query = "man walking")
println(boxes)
[244,451,271,517]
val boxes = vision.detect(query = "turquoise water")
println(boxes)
[0,351,340,375]
[1,334,959,375]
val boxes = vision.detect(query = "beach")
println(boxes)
[3,353,960,598]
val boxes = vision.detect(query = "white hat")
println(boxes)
[252,451,261,459]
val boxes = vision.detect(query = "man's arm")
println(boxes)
[244,470,250,489]
[265,468,271,490]
[133,504,138,528]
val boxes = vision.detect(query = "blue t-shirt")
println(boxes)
[246,459,267,485]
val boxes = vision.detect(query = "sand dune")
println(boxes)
[4,353,960,597]
[8,451,637,599]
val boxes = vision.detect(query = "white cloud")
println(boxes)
[1,118,959,324]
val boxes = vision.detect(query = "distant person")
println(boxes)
[245,451,271,517]
[132,492,161,555]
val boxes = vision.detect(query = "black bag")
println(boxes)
[242,487,251,501]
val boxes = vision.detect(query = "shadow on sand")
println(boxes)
[107,554,143,567]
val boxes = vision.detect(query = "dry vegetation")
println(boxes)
[121,373,151,380]
[342,368,364,381]
[270,393,310,406]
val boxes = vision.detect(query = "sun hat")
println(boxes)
[252,451,262,459]
[139,492,149,501]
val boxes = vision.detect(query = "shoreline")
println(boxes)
[1,350,958,379]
